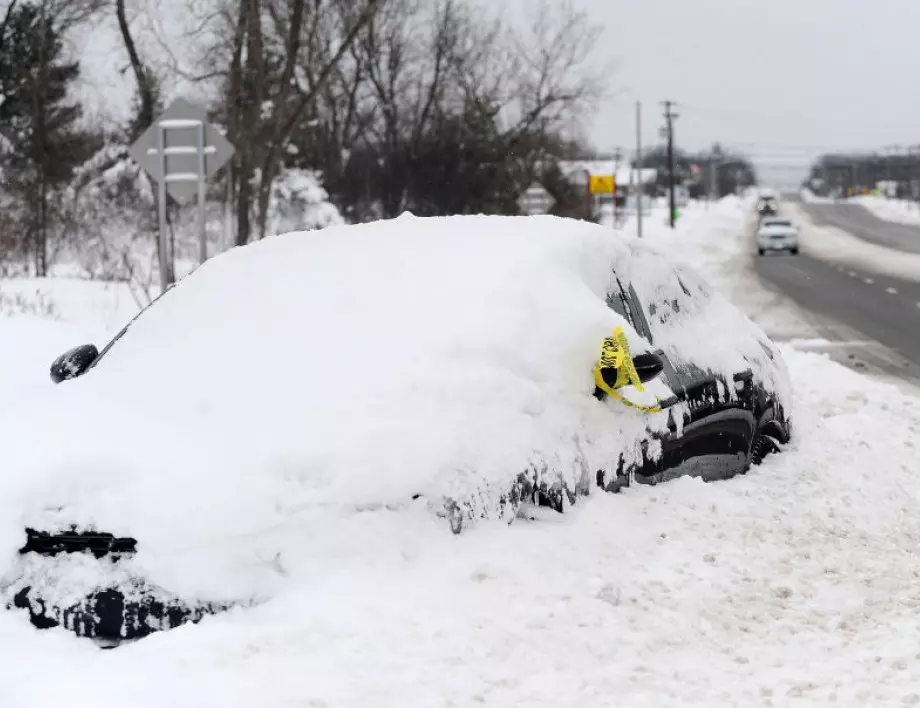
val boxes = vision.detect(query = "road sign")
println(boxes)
[517,182,555,215]
[130,98,235,204]
[129,98,236,291]
[589,174,616,194]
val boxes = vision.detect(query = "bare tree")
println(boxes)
[350,0,465,217]
[200,0,381,246]
[460,0,604,159]
[116,0,157,140]
[338,0,601,219]
[252,0,381,240]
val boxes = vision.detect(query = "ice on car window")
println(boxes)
[642,267,710,331]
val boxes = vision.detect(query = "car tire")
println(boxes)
[789,246,799,255]
[751,433,780,466]
[758,248,765,256]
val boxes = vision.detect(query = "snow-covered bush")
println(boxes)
[267,168,344,235]
[64,142,228,305]
[0,283,58,318]
[61,142,160,302]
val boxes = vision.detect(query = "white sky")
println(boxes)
[72,0,920,188]
[513,0,920,187]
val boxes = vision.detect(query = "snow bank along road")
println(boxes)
[755,199,920,387]
[801,199,920,254]
[5,201,920,707]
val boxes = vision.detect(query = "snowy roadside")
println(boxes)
[852,194,920,227]
[785,201,920,283]
[4,204,920,706]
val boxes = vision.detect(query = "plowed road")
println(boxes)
[754,201,920,385]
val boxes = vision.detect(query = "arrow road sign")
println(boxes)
[517,182,555,215]
[129,98,235,205]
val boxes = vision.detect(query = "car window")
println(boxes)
[605,271,659,344]
[634,263,712,343]
[764,219,791,228]
[605,273,634,324]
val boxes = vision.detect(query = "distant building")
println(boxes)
[555,160,658,219]
[557,160,658,195]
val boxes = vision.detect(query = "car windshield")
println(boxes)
[764,219,791,228]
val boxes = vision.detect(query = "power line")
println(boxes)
[678,101,920,137]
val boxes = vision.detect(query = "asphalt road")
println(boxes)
[799,201,920,253]
[754,250,920,383]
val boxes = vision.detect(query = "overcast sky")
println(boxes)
[510,0,920,186]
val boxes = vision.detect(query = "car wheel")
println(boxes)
[758,248,765,256]
[789,246,799,255]
[751,433,780,466]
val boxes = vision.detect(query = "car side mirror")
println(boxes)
[632,351,664,383]
[50,344,99,384]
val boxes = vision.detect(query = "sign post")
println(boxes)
[129,98,236,292]
[517,181,556,215]
[636,100,643,238]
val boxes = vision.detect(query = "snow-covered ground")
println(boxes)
[4,201,920,707]
[853,194,920,227]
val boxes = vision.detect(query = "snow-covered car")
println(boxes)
[756,195,778,217]
[757,217,800,255]
[1,214,792,644]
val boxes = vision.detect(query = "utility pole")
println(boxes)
[907,145,920,206]
[709,143,722,210]
[661,100,678,228]
[635,101,643,238]
[612,146,623,227]
[884,145,895,197]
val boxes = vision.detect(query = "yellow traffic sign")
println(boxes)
[589,174,616,194]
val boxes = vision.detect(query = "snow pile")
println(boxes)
[852,194,920,226]
[800,188,834,204]
[267,168,345,234]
